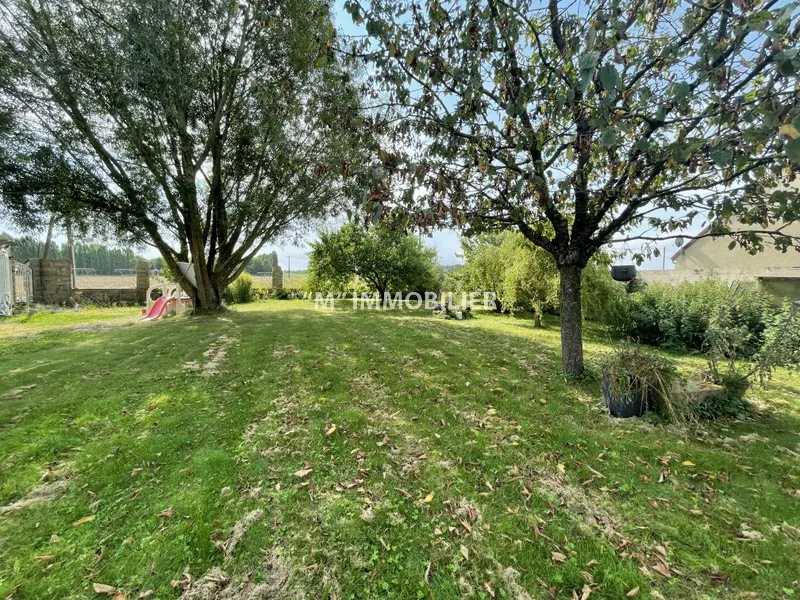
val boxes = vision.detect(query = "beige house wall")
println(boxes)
[673,219,800,270]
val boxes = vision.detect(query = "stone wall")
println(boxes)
[639,267,800,285]
[135,261,149,297]
[27,258,150,306]
[27,258,73,305]
[74,288,143,305]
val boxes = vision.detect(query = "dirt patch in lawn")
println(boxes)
[1,384,37,401]
[272,345,299,359]
[498,566,534,600]
[218,509,265,562]
[177,549,292,600]
[0,478,71,514]
[184,334,237,376]
[536,472,621,534]
[348,373,390,402]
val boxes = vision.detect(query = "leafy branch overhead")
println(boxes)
[345,0,800,373]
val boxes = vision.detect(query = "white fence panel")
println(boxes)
[0,244,12,316]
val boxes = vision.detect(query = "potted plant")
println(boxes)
[599,347,682,419]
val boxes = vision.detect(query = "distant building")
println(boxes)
[671,219,800,271]
[639,183,800,301]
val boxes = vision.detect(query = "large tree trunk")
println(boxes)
[558,265,584,375]
[190,269,225,311]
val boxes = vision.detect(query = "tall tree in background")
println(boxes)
[348,0,800,374]
[0,0,365,309]
[307,223,441,302]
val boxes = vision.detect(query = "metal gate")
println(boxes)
[0,242,12,316]
[14,261,33,304]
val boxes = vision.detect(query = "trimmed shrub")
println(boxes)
[227,272,255,304]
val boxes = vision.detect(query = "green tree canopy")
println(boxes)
[307,223,441,302]
[459,231,620,326]
[0,0,366,308]
[346,0,800,373]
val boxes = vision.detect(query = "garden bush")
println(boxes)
[226,272,255,304]
[619,279,774,357]
[693,301,800,418]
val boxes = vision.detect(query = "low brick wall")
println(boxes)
[75,288,144,306]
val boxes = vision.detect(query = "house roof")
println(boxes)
[670,223,712,262]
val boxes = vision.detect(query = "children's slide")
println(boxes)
[141,296,169,321]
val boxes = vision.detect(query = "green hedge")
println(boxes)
[617,280,774,357]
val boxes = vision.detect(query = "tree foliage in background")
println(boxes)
[244,251,280,275]
[457,232,623,326]
[307,223,441,301]
[0,52,103,242]
[4,234,143,274]
[0,0,366,309]
[347,0,800,374]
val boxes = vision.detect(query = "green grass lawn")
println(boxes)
[1,302,798,599]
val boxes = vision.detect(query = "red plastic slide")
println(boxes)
[141,296,169,321]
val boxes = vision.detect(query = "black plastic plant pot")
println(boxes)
[610,265,637,282]
[602,373,649,418]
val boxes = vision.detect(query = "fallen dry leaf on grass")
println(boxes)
[709,572,730,584]
[552,552,568,564]
[170,573,192,589]
[293,467,313,478]
[131,467,143,477]
[73,515,95,526]
[738,523,763,542]
[158,507,175,518]
[92,583,117,594]
[652,559,671,578]
[626,587,640,597]
[325,425,337,436]
[35,554,56,561]
[460,545,469,560]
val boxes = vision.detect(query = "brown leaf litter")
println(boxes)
[177,549,291,600]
